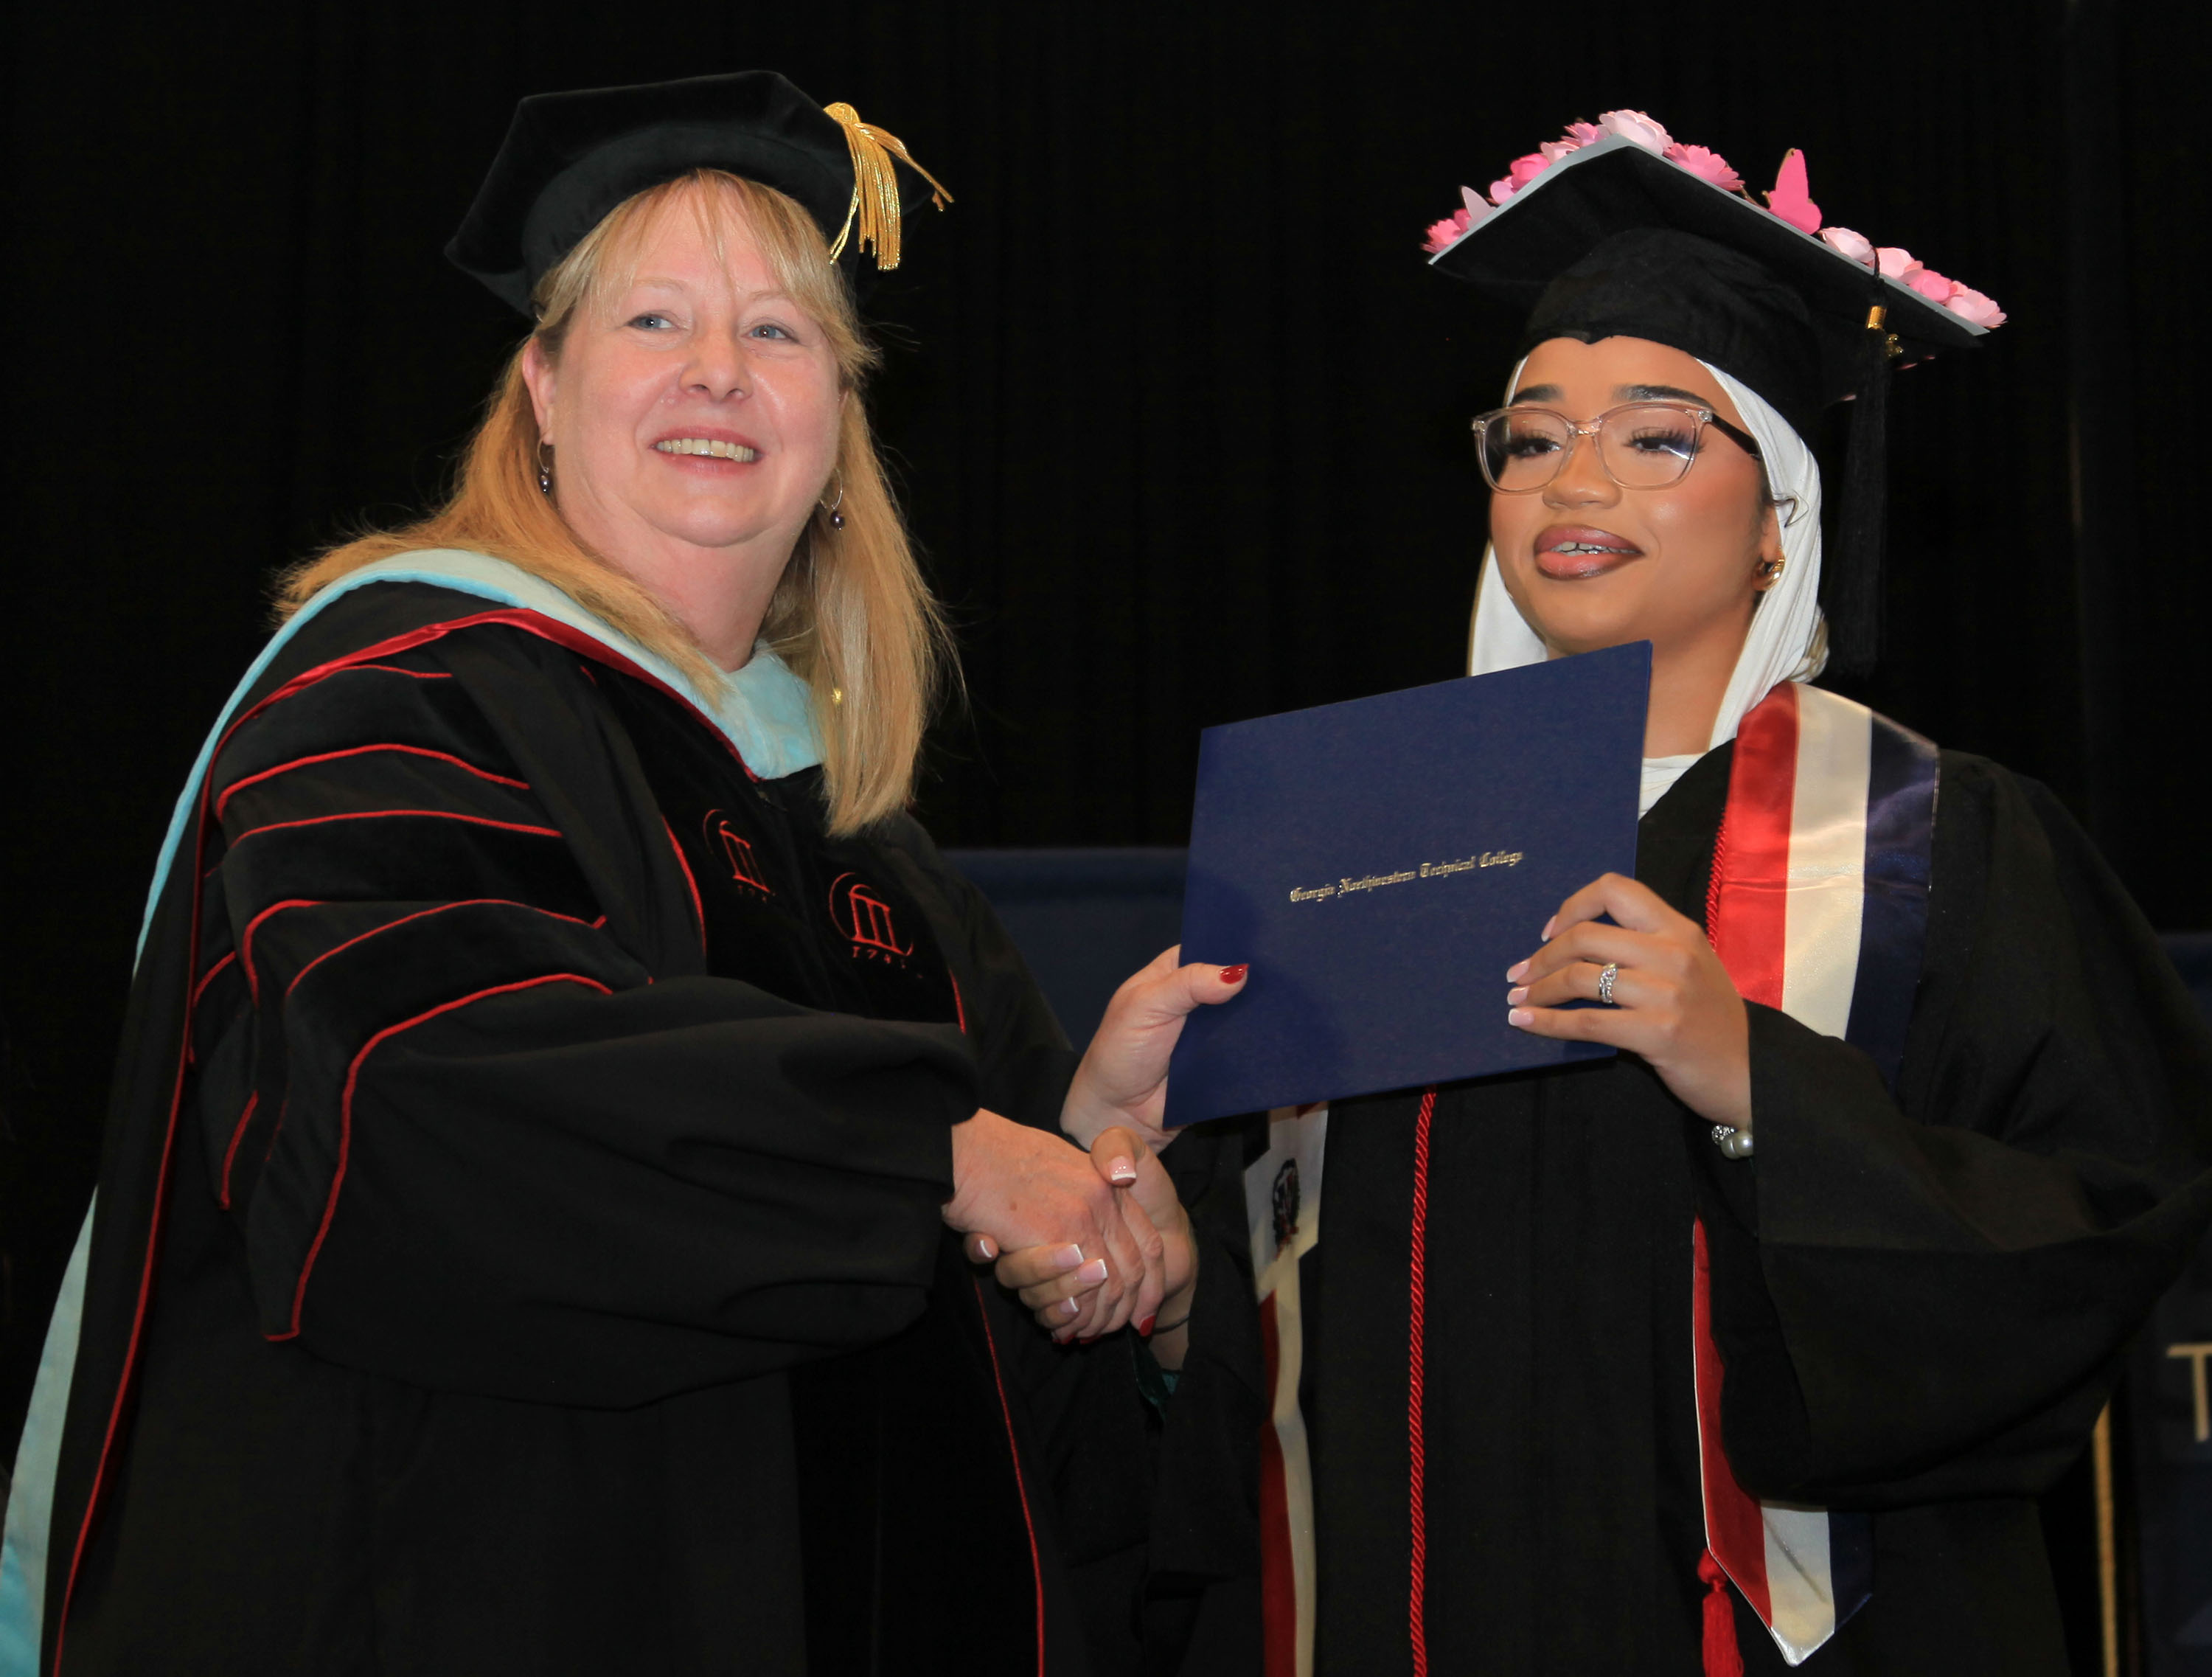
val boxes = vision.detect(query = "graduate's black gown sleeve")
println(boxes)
[1700,753,2212,1506]
[192,647,977,1408]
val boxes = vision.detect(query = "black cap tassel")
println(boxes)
[1827,304,1899,675]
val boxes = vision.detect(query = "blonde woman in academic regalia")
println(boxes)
[0,72,1262,1677]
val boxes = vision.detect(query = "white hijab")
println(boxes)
[1466,358,1827,751]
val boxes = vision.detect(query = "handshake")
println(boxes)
[940,947,1251,1356]
[944,1114,1194,1347]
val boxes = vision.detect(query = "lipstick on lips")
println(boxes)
[1531,524,1644,580]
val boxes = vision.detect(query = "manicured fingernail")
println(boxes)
[1138,1315,1157,1338]
[1541,916,1557,940]
[1506,959,1530,982]
[1506,986,1528,1006]
[1059,1297,1082,1319]
[1509,1007,1534,1027]
[1048,1243,1084,1272]
[1077,1257,1109,1284]
[1107,1156,1138,1186]
[1220,964,1248,985]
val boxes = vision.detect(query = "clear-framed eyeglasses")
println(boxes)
[1471,400,1766,495]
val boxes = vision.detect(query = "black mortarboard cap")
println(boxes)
[1430,135,1993,670]
[1516,230,1828,442]
[448,72,947,315]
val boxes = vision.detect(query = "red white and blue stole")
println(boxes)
[1696,679,1939,1670]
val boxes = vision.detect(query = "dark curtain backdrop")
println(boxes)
[2,0,2202,1650]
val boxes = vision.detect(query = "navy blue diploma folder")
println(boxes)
[1164,642,1649,1127]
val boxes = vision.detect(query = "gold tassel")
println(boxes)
[823,102,953,270]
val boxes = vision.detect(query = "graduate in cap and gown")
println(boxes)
[0,72,1264,1677]
[1237,114,2212,1676]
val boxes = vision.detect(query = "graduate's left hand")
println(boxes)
[1060,946,1249,1153]
[1505,872,1753,1132]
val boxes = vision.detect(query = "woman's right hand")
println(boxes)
[1060,947,1249,1153]
[942,1109,1163,1337]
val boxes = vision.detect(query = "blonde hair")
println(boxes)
[279,170,953,836]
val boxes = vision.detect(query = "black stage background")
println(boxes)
[2,3,2204,1668]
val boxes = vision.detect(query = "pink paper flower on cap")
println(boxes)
[1875,246,1921,282]
[1819,226,1877,268]
[1764,149,1821,234]
[1907,265,1954,303]
[1421,187,1494,252]
[1489,151,1556,206]
[1539,138,1582,166]
[1505,152,1551,191]
[1489,153,1557,206]
[1599,109,1673,153]
[1562,120,1605,147]
[1944,284,2007,328]
[1665,144,1743,192]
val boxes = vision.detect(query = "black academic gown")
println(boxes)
[29,582,1261,1677]
[1287,739,2212,1676]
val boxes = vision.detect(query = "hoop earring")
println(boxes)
[820,482,846,531]
[537,442,554,497]
[1756,557,1786,588]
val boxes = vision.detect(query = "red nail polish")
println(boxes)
[1220,964,1248,985]
[1138,1315,1157,1338]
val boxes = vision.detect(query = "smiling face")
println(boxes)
[521,182,844,662]
[1486,336,1778,667]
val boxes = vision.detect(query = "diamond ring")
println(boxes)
[1596,962,1619,1005]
